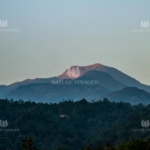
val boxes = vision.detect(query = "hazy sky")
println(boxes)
[0,0,150,85]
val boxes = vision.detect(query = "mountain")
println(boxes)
[107,87,150,105]
[2,70,126,102]
[1,63,150,95]
[0,63,150,104]
[58,63,150,93]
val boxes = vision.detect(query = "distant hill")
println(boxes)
[0,85,7,96]
[0,77,57,96]
[107,87,150,105]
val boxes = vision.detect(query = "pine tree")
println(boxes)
[20,136,38,150]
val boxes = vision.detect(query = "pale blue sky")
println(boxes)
[0,0,150,85]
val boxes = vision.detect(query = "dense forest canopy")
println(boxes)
[0,98,150,150]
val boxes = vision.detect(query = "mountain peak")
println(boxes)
[68,63,103,68]
[83,63,106,71]
[57,63,108,80]
[90,63,103,67]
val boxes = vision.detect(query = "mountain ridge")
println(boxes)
[2,70,124,102]
[0,63,150,104]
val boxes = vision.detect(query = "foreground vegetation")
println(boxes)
[0,98,150,150]
[19,136,150,150]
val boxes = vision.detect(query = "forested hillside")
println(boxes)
[0,98,150,150]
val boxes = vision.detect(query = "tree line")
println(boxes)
[0,98,149,150]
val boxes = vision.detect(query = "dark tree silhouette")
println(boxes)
[20,136,38,150]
